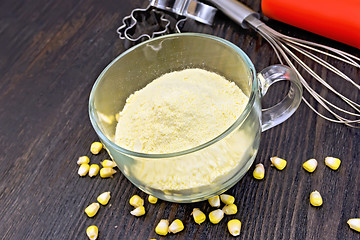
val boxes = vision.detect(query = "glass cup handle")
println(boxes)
[258,64,303,131]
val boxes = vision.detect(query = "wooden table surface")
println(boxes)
[1,0,359,239]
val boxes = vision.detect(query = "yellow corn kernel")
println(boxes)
[90,142,103,155]
[78,163,90,177]
[77,156,90,165]
[100,167,116,178]
[303,159,318,173]
[86,225,98,240]
[101,159,116,168]
[148,195,158,204]
[347,218,360,232]
[88,164,100,177]
[208,195,220,207]
[253,163,265,180]
[129,195,144,208]
[270,156,287,170]
[155,219,169,236]
[192,208,206,224]
[85,203,100,217]
[325,157,341,170]
[130,205,146,217]
[223,204,238,215]
[227,219,241,236]
[220,194,235,205]
[97,191,111,205]
[209,209,224,224]
[169,219,184,234]
[310,190,323,207]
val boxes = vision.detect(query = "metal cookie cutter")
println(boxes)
[117,0,217,42]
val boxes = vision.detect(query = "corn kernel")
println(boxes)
[78,163,90,176]
[129,195,144,208]
[115,113,120,122]
[325,157,341,170]
[223,204,238,215]
[101,159,116,168]
[303,158,318,173]
[220,194,235,205]
[88,164,100,177]
[310,190,323,207]
[86,225,98,240]
[85,203,100,217]
[100,167,116,178]
[270,156,287,170]
[155,219,169,236]
[97,191,111,205]
[130,205,146,217]
[209,209,224,224]
[227,219,241,236]
[347,218,360,232]
[253,163,265,180]
[208,195,220,207]
[192,208,206,224]
[169,219,184,234]
[148,195,158,204]
[77,156,90,165]
[90,142,103,155]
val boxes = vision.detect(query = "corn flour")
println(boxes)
[115,68,250,190]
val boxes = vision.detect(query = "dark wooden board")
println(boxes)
[0,0,359,239]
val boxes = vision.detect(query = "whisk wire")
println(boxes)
[252,22,360,127]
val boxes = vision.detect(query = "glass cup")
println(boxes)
[89,33,302,202]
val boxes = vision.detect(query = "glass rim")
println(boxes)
[88,33,258,159]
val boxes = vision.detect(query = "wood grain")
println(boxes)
[0,0,359,239]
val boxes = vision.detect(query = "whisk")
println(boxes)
[208,0,360,127]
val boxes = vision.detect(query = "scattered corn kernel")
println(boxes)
[129,195,144,208]
[223,204,238,215]
[227,219,241,236]
[310,190,323,207]
[86,225,98,240]
[115,113,120,122]
[88,164,100,177]
[220,194,235,205]
[347,218,360,232]
[101,159,116,168]
[130,205,146,217]
[85,202,100,217]
[148,195,158,204]
[77,156,90,165]
[253,163,265,180]
[97,191,111,205]
[169,219,184,234]
[303,158,318,173]
[192,208,206,224]
[100,167,116,178]
[325,157,341,170]
[78,163,90,176]
[208,195,220,207]
[90,142,103,155]
[270,156,287,170]
[155,219,169,236]
[209,209,224,224]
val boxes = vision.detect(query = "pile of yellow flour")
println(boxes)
[114,68,250,191]
[115,68,248,154]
